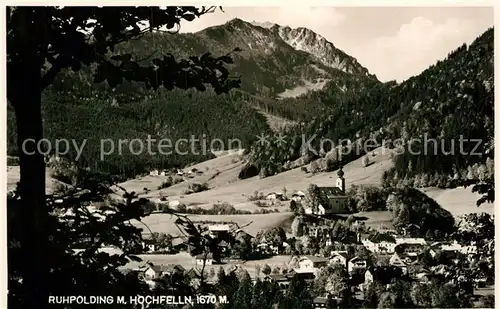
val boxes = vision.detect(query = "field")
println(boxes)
[421,187,495,217]
[123,147,394,209]
[7,165,66,194]
[7,146,493,241]
[131,212,294,237]
[124,252,293,279]
[123,148,491,238]
[120,147,493,216]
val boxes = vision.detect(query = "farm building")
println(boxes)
[291,190,306,201]
[297,255,329,273]
[195,253,219,266]
[267,192,283,200]
[330,251,349,268]
[208,224,231,238]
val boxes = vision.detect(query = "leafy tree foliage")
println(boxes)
[291,215,306,237]
[8,177,150,309]
[386,187,455,235]
[314,264,351,299]
[7,6,241,309]
[346,185,388,212]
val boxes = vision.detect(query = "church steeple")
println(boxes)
[336,166,345,192]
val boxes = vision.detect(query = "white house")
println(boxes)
[143,243,155,252]
[169,200,180,207]
[150,170,159,176]
[144,267,161,280]
[208,224,230,232]
[348,256,368,273]
[142,264,186,280]
[266,192,283,200]
[461,245,478,255]
[208,224,231,238]
[291,191,306,201]
[267,192,277,200]
[389,253,416,275]
[440,241,462,252]
[330,252,348,268]
[196,253,216,266]
[361,239,397,254]
[297,256,329,274]
[429,241,478,258]
[394,237,427,256]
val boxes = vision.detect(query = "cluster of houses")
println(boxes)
[128,167,491,307]
[265,190,306,201]
[149,167,203,177]
[130,227,484,307]
[253,232,482,307]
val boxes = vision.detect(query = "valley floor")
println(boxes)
[124,252,292,279]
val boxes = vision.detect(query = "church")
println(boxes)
[304,167,349,215]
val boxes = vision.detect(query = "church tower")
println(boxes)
[336,166,345,192]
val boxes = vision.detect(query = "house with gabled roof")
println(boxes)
[330,251,349,268]
[195,253,219,266]
[297,255,329,275]
[389,254,410,275]
[361,232,397,254]
[363,265,405,290]
[394,237,427,256]
[291,190,306,202]
[263,274,292,289]
[312,297,330,309]
[389,252,420,275]
[266,192,283,200]
[348,256,368,274]
[142,264,185,281]
[208,224,231,238]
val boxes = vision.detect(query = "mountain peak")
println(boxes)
[250,21,277,29]
[201,18,373,79]
[271,24,371,77]
[226,18,248,27]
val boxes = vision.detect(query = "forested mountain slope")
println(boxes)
[7,18,378,178]
[243,28,494,187]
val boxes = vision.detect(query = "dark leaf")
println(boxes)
[183,13,196,21]
[128,255,142,262]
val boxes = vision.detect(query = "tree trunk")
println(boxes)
[8,7,50,309]
[12,87,48,309]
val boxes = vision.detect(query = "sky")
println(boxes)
[177,7,493,82]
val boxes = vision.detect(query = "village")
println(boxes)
[118,168,495,308]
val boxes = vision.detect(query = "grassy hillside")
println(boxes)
[130,212,294,238]
[116,146,492,241]
[132,147,392,207]
[119,146,493,215]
